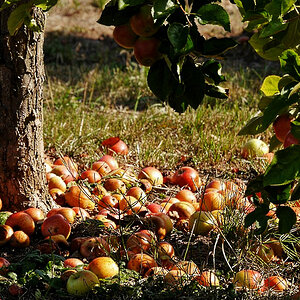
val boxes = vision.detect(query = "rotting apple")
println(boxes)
[103,178,127,194]
[0,225,13,246]
[10,230,30,248]
[188,211,216,235]
[127,253,157,276]
[169,167,201,192]
[101,137,129,155]
[194,270,220,287]
[264,275,288,292]
[175,189,197,203]
[91,160,111,176]
[64,258,84,268]
[24,207,45,222]
[138,166,163,186]
[80,169,101,183]
[0,257,10,275]
[98,154,119,171]
[65,185,95,210]
[126,231,153,254]
[233,269,264,290]
[168,201,196,220]
[80,237,110,260]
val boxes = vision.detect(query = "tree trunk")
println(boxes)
[0,6,53,211]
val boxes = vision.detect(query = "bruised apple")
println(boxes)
[134,37,161,67]
[65,185,95,210]
[113,23,138,49]
[138,166,163,186]
[188,211,216,235]
[233,270,264,290]
[80,237,110,260]
[127,253,157,276]
[169,167,201,192]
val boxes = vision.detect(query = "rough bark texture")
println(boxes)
[0,5,52,211]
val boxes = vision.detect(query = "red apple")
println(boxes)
[24,207,45,222]
[273,114,292,142]
[134,37,161,67]
[283,131,300,148]
[41,214,71,239]
[64,258,84,268]
[0,257,10,275]
[91,160,111,176]
[138,166,163,186]
[101,137,129,155]
[65,185,95,210]
[130,5,159,37]
[6,211,35,236]
[0,224,13,246]
[113,23,138,49]
[80,169,101,183]
[80,237,110,260]
[88,257,119,279]
[98,154,119,171]
[169,167,201,192]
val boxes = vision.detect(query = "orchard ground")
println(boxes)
[0,0,299,299]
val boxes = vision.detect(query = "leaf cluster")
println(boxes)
[99,0,236,112]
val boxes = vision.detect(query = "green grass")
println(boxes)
[44,56,273,179]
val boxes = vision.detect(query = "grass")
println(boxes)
[43,54,274,180]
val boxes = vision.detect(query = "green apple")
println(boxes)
[66,270,99,296]
[241,139,269,158]
[188,211,216,235]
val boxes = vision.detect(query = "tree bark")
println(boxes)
[0,6,52,211]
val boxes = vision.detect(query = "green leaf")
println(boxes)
[258,96,273,111]
[244,207,269,234]
[265,0,296,17]
[291,182,300,201]
[276,206,296,233]
[289,82,300,98]
[178,59,205,109]
[249,32,286,61]
[98,2,139,26]
[262,93,298,129]
[147,59,178,101]
[202,60,225,85]
[260,75,281,96]
[279,49,300,81]
[201,38,237,56]
[34,0,58,11]
[264,183,292,204]
[259,19,288,38]
[240,0,255,11]
[153,0,177,19]
[264,145,300,186]
[281,16,300,51]
[269,134,282,152]
[196,4,230,32]
[245,175,264,197]
[118,0,144,9]
[7,3,32,35]
[238,115,266,135]
[278,75,297,91]
[205,84,229,99]
[167,23,189,51]
[291,120,300,139]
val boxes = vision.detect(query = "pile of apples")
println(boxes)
[0,137,296,296]
[113,4,161,66]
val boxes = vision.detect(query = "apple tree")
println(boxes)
[0,0,57,211]
[1,0,299,236]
